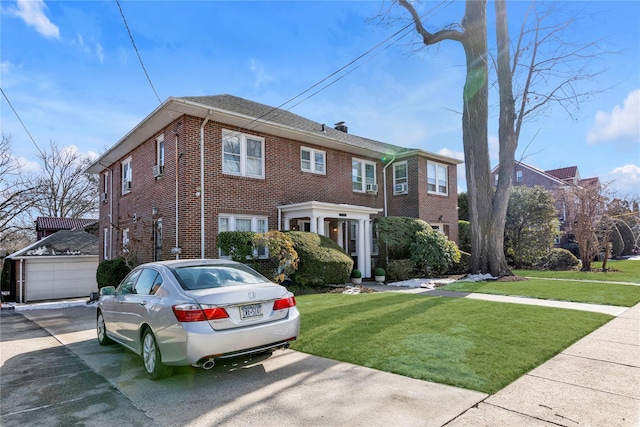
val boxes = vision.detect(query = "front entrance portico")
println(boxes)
[277,201,382,278]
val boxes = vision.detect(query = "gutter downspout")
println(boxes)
[175,134,180,259]
[18,259,24,303]
[200,115,211,258]
[382,155,396,217]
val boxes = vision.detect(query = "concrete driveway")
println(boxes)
[2,306,486,426]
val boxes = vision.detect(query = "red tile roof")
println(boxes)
[545,166,578,180]
[35,217,98,232]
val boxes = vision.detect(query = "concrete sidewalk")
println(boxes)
[366,282,640,426]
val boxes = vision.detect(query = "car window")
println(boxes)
[134,269,161,296]
[117,269,142,295]
[171,264,269,290]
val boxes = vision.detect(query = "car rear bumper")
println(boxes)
[155,307,300,366]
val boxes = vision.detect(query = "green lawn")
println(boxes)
[441,278,640,307]
[514,259,640,284]
[291,293,612,394]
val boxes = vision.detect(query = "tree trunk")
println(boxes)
[460,1,512,277]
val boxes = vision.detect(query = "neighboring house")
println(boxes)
[85,95,462,278]
[491,160,603,244]
[35,217,99,240]
[5,230,99,303]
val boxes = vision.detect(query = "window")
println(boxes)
[122,228,130,252]
[301,147,326,174]
[393,162,408,194]
[156,135,165,175]
[427,161,448,195]
[135,269,162,296]
[218,215,268,258]
[222,130,264,178]
[122,157,132,193]
[516,170,523,183]
[103,228,109,260]
[352,159,376,192]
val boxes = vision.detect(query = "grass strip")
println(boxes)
[291,293,611,394]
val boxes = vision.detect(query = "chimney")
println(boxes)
[334,121,348,133]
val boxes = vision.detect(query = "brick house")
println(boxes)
[491,160,603,245]
[85,95,462,278]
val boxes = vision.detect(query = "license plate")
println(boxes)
[240,304,263,319]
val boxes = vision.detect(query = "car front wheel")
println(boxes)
[96,311,112,345]
[142,328,173,380]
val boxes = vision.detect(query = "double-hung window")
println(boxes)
[301,147,326,174]
[222,130,264,178]
[218,215,268,258]
[427,161,448,195]
[393,162,408,194]
[122,157,132,194]
[352,158,376,192]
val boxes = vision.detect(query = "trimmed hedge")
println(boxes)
[96,258,131,290]
[545,248,579,271]
[286,231,353,287]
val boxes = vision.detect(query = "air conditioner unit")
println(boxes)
[125,181,132,191]
[100,192,108,203]
[152,164,164,177]
[366,183,378,193]
[395,183,408,193]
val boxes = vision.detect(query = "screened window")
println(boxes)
[222,130,264,178]
[352,159,376,192]
[393,162,408,194]
[156,135,165,170]
[218,215,269,259]
[427,161,448,195]
[301,147,326,174]
[516,170,523,182]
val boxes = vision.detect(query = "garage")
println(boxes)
[5,230,99,303]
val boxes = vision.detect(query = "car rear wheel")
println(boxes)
[96,311,112,345]
[142,328,173,380]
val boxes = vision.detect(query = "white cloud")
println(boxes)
[250,59,273,88]
[8,0,60,40]
[587,89,640,146]
[607,164,640,197]
[71,34,104,63]
[438,148,464,161]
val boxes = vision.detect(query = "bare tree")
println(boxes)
[557,180,610,271]
[395,0,607,276]
[26,141,99,219]
[0,133,38,247]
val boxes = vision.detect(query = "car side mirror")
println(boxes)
[100,286,116,296]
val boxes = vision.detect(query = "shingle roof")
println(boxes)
[545,166,578,180]
[179,95,411,156]
[35,217,98,232]
[7,230,99,258]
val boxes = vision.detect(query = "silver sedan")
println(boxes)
[96,259,300,379]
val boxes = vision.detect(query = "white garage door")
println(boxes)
[25,256,99,302]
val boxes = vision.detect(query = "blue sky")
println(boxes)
[2,0,639,197]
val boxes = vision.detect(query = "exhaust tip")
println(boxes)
[200,358,215,370]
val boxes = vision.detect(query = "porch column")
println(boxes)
[317,216,325,236]
[283,217,291,231]
[357,219,366,275]
[337,221,344,249]
[364,220,372,278]
[310,216,318,233]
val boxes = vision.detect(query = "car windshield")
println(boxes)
[170,264,270,290]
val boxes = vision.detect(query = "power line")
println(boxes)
[0,87,44,156]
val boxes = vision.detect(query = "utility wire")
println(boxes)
[1,87,44,156]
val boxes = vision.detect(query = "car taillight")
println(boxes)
[273,296,296,310]
[172,304,229,322]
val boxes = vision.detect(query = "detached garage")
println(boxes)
[6,230,99,303]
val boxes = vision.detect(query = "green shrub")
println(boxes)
[286,231,353,287]
[374,216,431,260]
[410,229,461,275]
[252,230,299,284]
[545,248,579,271]
[96,258,131,289]
[351,269,362,278]
[386,259,414,282]
[448,250,470,275]
[217,231,255,262]
[458,220,471,253]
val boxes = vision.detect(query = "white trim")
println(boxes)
[121,157,132,194]
[301,147,326,174]
[427,161,448,196]
[352,158,377,193]
[393,161,408,194]
[221,129,265,179]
